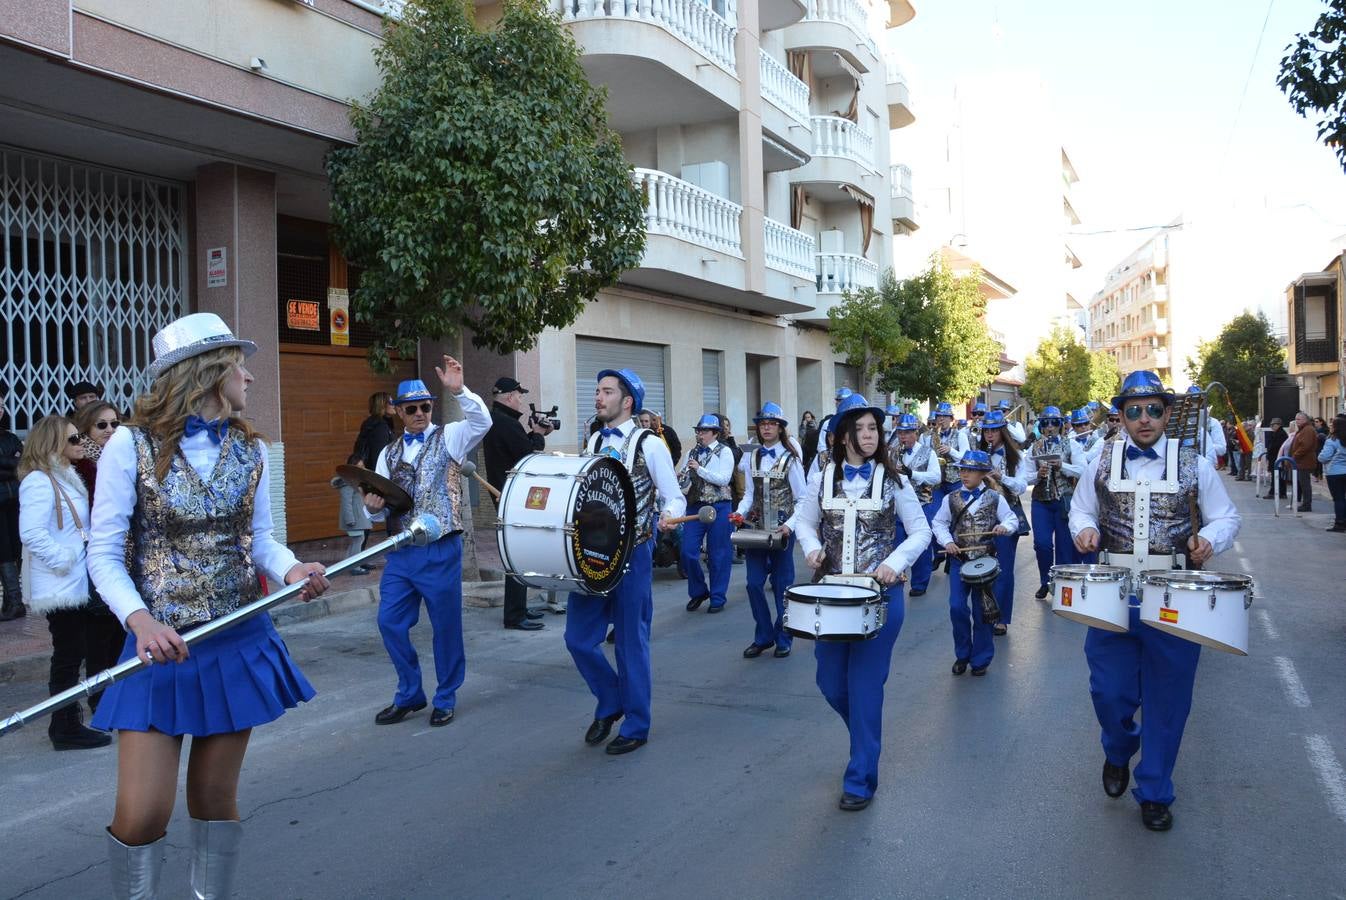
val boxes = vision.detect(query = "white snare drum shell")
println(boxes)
[1139,571,1251,656]
[783,583,885,642]
[1049,564,1130,634]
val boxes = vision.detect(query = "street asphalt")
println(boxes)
[1,479,1344,899]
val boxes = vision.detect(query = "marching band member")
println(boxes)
[962,400,987,449]
[365,365,491,728]
[816,386,852,440]
[885,403,904,451]
[1069,370,1241,832]
[806,418,838,481]
[1102,404,1122,442]
[1026,406,1081,599]
[568,369,683,754]
[87,313,331,899]
[680,414,735,614]
[930,401,968,504]
[978,411,1028,635]
[996,399,1028,446]
[931,449,1016,676]
[891,413,941,597]
[794,394,931,811]
[733,403,805,658]
[1070,407,1105,464]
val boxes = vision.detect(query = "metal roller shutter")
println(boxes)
[834,362,859,394]
[575,337,667,436]
[702,350,721,415]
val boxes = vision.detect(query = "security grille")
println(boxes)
[702,349,721,414]
[1,147,186,431]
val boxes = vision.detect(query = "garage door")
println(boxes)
[575,337,667,434]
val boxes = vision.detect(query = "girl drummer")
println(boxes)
[931,450,1017,676]
[793,394,932,811]
[87,313,330,898]
[978,410,1028,636]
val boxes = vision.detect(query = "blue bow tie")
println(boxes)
[844,462,873,481]
[1125,445,1159,461]
[1076,434,1089,443]
[184,415,228,444]
[696,446,711,458]
[599,427,623,439]
[990,447,1005,456]
[760,447,777,459]
[959,488,982,502]
[403,431,427,445]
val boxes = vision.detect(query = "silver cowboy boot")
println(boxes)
[106,829,164,900]
[189,818,243,899]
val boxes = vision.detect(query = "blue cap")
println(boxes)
[1039,405,1063,422]
[694,413,722,432]
[957,419,967,428]
[981,410,1007,430]
[885,403,902,416]
[957,449,993,471]
[597,368,645,414]
[1108,404,1119,415]
[1071,408,1090,425]
[1087,400,1101,409]
[1112,370,1173,410]
[971,401,988,414]
[395,379,433,405]
[895,413,921,431]
[753,402,788,426]
[835,387,853,401]
[997,399,1012,411]
[1187,384,1202,394]
[828,393,885,433]
[934,401,953,416]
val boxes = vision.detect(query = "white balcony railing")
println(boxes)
[552,0,737,74]
[764,218,815,279]
[815,252,880,294]
[634,168,743,256]
[760,49,810,125]
[890,163,912,202]
[884,52,907,88]
[803,0,879,61]
[811,115,874,169]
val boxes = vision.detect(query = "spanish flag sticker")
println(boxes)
[1060,587,1072,608]
[1159,608,1179,624]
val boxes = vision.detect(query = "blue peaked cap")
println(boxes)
[826,393,885,433]
[957,449,993,471]
[694,413,723,432]
[754,402,788,426]
[895,413,921,431]
[1070,408,1090,425]
[934,401,954,416]
[1039,405,1063,421]
[981,410,1007,429]
[597,368,645,414]
[1112,370,1173,409]
[395,379,433,405]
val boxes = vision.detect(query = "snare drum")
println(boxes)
[1049,564,1131,633]
[729,529,784,552]
[496,453,637,595]
[959,556,1000,587]
[1139,570,1253,655]
[783,581,885,641]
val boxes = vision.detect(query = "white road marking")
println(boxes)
[1233,541,1244,554]
[1256,608,1279,641]
[1274,656,1311,708]
[1238,557,1252,573]
[1305,735,1346,824]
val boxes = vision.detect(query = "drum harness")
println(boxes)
[819,463,886,590]
[748,446,792,532]
[1098,439,1187,604]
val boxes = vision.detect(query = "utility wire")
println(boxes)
[1219,0,1279,173]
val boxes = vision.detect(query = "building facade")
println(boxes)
[1286,255,1345,419]
[1088,231,1173,386]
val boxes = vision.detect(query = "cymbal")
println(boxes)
[335,465,413,515]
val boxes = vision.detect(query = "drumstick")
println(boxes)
[663,507,717,526]
[460,460,501,501]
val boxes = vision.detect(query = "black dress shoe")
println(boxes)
[707,603,725,614]
[525,609,545,620]
[1034,585,1050,600]
[951,658,969,675]
[375,701,426,725]
[838,793,871,811]
[686,594,709,611]
[605,735,646,755]
[505,619,545,631]
[429,708,455,727]
[970,664,989,676]
[992,623,1007,636]
[1103,761,1130,798]
[585,712,622,745]
[1141,801,1173,831]
[773,645,791,658]
[908,588,926,597]
[743,643,773,658]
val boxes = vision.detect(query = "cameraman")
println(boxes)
[484,377,555,630]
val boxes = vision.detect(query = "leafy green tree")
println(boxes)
[328,0,646,370]
[1021,325,1098,413]
[1088,350,1121,409]
[828,285,911,392]
[875,257,1002,403]
[1279,0,1346,173]
[1185,311,1286,420]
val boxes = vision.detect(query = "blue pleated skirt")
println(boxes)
[91,613,315,737]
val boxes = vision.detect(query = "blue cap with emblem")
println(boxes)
[597,368,645,414]
[1111,369,1173,410]
[694,413,722,432]
[1071,408,1090,425]
[895,413,920,431]
[753,402,788,426]
[956,449,993,471]
[395,379,434,405]
[1039,405,1063,422]
[981,410,1007,430]
[934,401,954,416]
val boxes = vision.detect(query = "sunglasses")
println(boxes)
[95,419,119,430]
[1124,403,1166,421]
[66,434,81,446]
[1040,419,1061,427]
[1107,416,1120,423]
[400,403,433,415]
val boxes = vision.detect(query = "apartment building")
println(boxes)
[1088,232,1173,385]
[1285,254,1345,419]
[0,0,916,540]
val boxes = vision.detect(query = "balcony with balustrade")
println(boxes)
[885,54,915,129]
[793,251,881,325]
[549,0,740,132]
[789,115,877,201]
[890,163,917,232]
[759,49,813,168]
[761,0,809,30]
[783,0,881,74]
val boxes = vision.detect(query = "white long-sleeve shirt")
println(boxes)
[793,464,932,575]
[88,426,301,627]
[590,418,686,520]
[1025,434,1083,487]
[369,387,492,520]
[931,488,1017,546]
[985,446,1028,496]
[1068,434,1241,554]
[735,442,806,519]
[1205,419,1227,466]
[685,440,734,489]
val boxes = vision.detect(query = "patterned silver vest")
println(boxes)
[896,442,934,505]
[1031,436,1068,502]
[1095,439,1199,555]
[129,427,262,629]
[948,489,997,560]
[684,443,732,505]
[383,427,464,535]
[587,426,657,545]
[935,429,962,484]
[819,465,901,576]
[748,446,796,528]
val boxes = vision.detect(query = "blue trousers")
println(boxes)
[682,500,733,609]
[814,585,905,799]
[745,535,795,650]
[947,559,994,668]
[993,534,1018,624]
[1085,604,1202,805]
[908,499,938,592]
[377,534,465,711]
[565,540,654,740]
[1031,498,1074,586]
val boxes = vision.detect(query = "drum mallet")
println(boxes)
[460,460,501,501]
[663,507,717,526]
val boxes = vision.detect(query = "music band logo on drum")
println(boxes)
[525,487,550,510]
[1060,587,1073,608]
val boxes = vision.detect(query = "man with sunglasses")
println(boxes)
[365,359,491,729]
[1026,406,1083,598]
[1068,370,1241,833]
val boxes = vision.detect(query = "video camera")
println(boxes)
[529,403,561,431]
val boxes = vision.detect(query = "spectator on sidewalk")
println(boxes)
[354,391,395,471]
[65,380,104,415]
[1320,415,1346,532]
[1261,418,1288,499]
[1314,416,1329,481]
[17,415,110,750]
[331,453,374,575]
[640,409,681,467]
[0,399,22,621]
[1289,412,1319,512]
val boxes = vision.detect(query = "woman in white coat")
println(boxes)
[17,415,111,750]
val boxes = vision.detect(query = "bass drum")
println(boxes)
[497,453,637,595]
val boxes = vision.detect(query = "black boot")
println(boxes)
[48,700,111,751]
[0,560,24,620]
